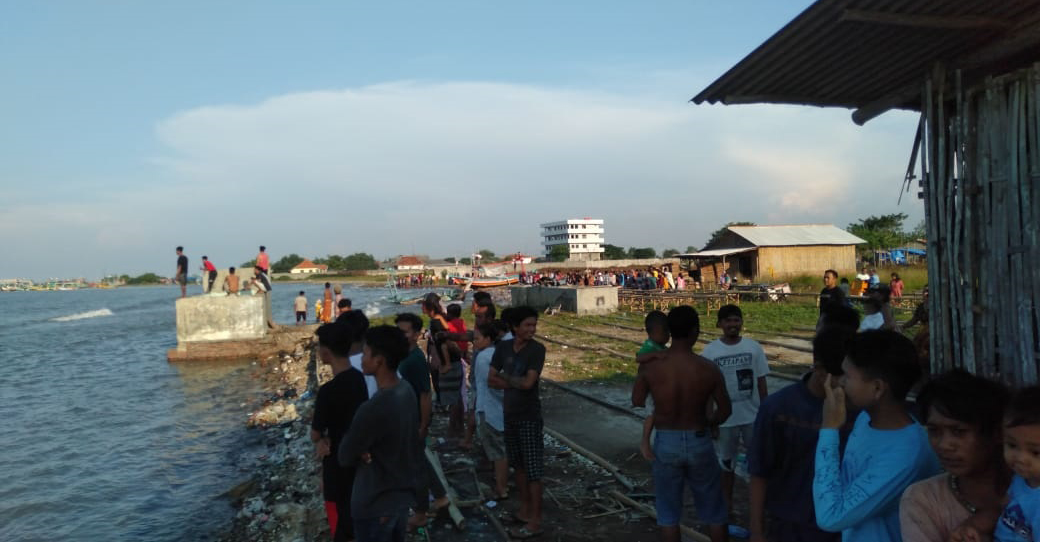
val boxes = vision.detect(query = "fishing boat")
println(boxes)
[384,267,460,304]
[450,275,520,288]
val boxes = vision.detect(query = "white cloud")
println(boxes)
[0,80,923,278]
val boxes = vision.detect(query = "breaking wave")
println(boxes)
[50,308,114,322]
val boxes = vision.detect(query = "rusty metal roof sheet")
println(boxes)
[693,0,1040,122]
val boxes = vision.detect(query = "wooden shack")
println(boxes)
[680,225,864,283]
[693,0,1040,385]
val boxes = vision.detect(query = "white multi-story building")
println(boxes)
[540,218,605,261]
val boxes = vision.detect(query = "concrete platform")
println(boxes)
[510,285,619,315]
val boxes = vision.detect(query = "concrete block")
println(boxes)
[509,286,618,316]
[176,295,268,344]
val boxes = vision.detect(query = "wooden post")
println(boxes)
[424,448,466,530]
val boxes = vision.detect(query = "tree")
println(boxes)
[477,249,496,261]
[549,245,569,262]
[271,253,304,274]
[704,221,756,250]
[316,255,347,271]
[909,219,926,240]
[662,248,680,258]
[459,257,472,265]
[628,247,657,259]
[685,246,698,254]
[847,213,910,251]
[342,252,379,271]
[241,258,256,268]
[602,244,627,260]
[126,273,161,285]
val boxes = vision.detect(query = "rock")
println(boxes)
[223,478,258,502]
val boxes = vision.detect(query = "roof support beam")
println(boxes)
[839,9,1012,30]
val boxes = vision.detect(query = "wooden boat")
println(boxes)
[450,275,520,288]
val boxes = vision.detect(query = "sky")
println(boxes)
[0,1,924,280]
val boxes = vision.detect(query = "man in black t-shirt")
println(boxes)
[489,306,546,539]
[311,322,369,542]
[817,269,846,331]
[175,246,188,298]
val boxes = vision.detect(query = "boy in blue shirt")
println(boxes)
[814,330,939,542]
[958,386,1040,541]
[994,386,1040,541]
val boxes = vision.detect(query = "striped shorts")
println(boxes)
[504,419,544,481]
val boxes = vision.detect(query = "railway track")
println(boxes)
[536,318,809,381]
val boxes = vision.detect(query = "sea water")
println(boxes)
[0,283,420,541]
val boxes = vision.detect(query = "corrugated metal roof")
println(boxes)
[692,0,1040,122]
[679,247,757,258]
[727,225,866,246]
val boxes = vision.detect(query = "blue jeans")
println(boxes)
[652,429,727,526]
[354,512,406,542]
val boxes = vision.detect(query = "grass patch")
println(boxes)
[783,264,929,293]
[556,350,637,383]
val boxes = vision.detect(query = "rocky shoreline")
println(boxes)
[216,330,331,542]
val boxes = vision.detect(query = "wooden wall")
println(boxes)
[755,245,857,279]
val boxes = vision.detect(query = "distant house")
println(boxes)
[679,224,866,283]
[395,256,426,271]
[290,259,329,275]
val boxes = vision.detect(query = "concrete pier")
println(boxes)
[510,285,618,316]
[167,293,295,362]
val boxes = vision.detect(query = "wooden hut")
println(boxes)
[680,224,865,283]
[693,0,1040,385]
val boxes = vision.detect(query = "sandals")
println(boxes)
[501,511,528,525]
[509,525,544,539]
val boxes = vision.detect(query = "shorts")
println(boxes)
[176,273,187,286]
[652,429,727,526]
[715,423,753,470]
[296,311,307,322]
[477,412,506,461]
[504,419,543,481]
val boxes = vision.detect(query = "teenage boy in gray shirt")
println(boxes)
[338,325,419,542]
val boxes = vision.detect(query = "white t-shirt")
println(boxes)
[701,337,769,427]
[350,352,379,399]
[473,347,504,431]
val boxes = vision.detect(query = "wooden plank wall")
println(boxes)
[922,65,1040,386]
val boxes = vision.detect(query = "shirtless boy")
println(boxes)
[632,305,732,542]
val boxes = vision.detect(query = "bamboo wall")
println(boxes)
[921,65,1040,386]
[756,246,857,279]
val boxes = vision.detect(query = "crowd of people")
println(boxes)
[302,265,1037,542]
[309,292,550,542]
[525,265,687,290]
[631,283,1038,542]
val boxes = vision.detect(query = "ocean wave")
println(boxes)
[50,308,114,322]
[362,302,381,318]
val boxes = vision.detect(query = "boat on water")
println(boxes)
[450,275,520,288]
